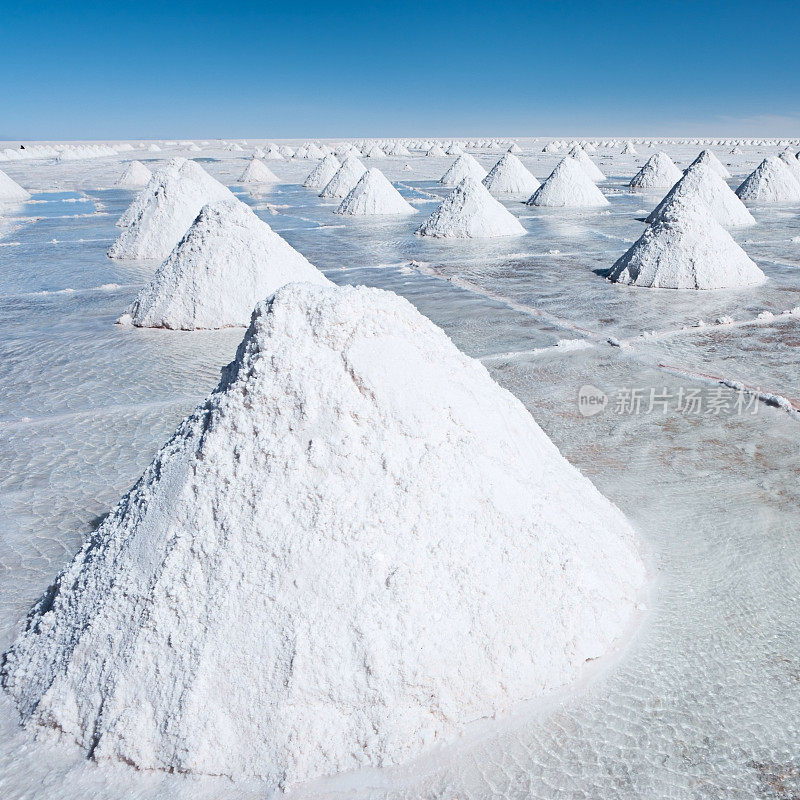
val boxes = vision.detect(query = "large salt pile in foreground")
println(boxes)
[109,158,236,260]
[319,155,367,198]
[334,168,415,216]
[2,281,646,789]
[0,169,31,202]
[527,157,609,208]
[239,158,279,184]
[115,160,153,188]
[439,153,487,186]
[303,154,340,189]
[117,200,328,329]
[609,197,765,289]
[482,153,540,196]
[646,161,755,227]
[735,156,800,203]
[417,176,526,238]
[689,149,731,179]
[568,146,605,181]
[629,152,682,190]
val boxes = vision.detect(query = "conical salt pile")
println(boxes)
[568,146,605,181]
[117,200,329,329]
[629,152,682,190]
[621,141,637,155]
[417,176,526,238]
[365,145,386,159]
[303,154,341,189]
[319,156,367,198]
[609,197,765,289]
[735,156,800,203]
[689,149,731,179]
[109,159,236,260]
[2,280,645,789]
[0,169,31,202]
[526,157,609,208]
[427,144,447,157]
[334,168,415,216]
[778,150,800,182]
[508,143,523,154]
[646,161,755,228]
[482,153,540,196]
[439,153,487,186]
[239,158,279,184]
[115,160,153,188]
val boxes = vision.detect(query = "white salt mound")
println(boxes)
[2,281,645,789]
[621,141,637,155]
[303,154,340,189]
[508,143,523,154]
[646,161,755,228]
[365,145,386,159]
[527,157,609,208]
[319,155,367,198]
[117,200,328,329]
[568,146,605,181]
[0,169,31,202]
[417,176,526,238]
[778,151,800,182]
[735,156,800,203]
[110,159,236,260]
[239,158,279,184]
[427,144,447,157]
[115,161,153,189]
[609,198,765,289]
[439,153,487,186]
[689,149,731,179]
[482,153,540,196]
[629,152,682,190]
[334,168,415,216]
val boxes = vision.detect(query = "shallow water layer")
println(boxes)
[0,141,799,800]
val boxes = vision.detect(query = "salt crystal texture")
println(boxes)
[334,169,416,216]
[239,158,279,184]
[2,281,646,789]
[609,199,766,289]
[0,169,31,202]
[527,157,609,208]
[439,154,487,186]
[629,152,682,190]
[735,156,800,203]
[117,200,328,329]
[417,176,526,238]
[646,161,755,228]
[115,161,153,189]
[319,155,367,198]
[482,153,540,196]
[689,149,731,179]
[109,159,236,260]
[303,154,341,189]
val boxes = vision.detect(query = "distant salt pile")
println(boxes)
[417,176,526,238]
[334,169,415,216]
[118,200,328,330]
[303,154,341,189]
[55,144,117,162]
[319,155,367,198]
[263,145,283,160]
[385,142,411,156]
[305,144,325,159]
[646,161,755,228]
[2,280,645,788]
[778,151,800,182]
[115,160,153,188]
[365,145,386,159]
[527,157,609,208]
[689,149,731,179]
[609,198,765,289]
[278,145,295,159]
[445,143,464,156]
[482,153,540,196]
[426,144,447,157]
[439,153,487,186]
[238,158,279,184]
[148,144,162,153]
[109,158,236,260]
[568,146,605,182]
[0,169,31,202]
[543,141,561,153]
[508,143,523,154]
[735,156,800,203]
[621,141,637,155]
[629,152,683,190]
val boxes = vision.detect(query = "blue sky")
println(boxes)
[2,0,799,139]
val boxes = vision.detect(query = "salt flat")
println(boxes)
[0,138,799,799]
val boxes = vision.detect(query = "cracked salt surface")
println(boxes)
[1,142,799,799]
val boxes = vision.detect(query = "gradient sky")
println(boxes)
[3,0,799,140]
